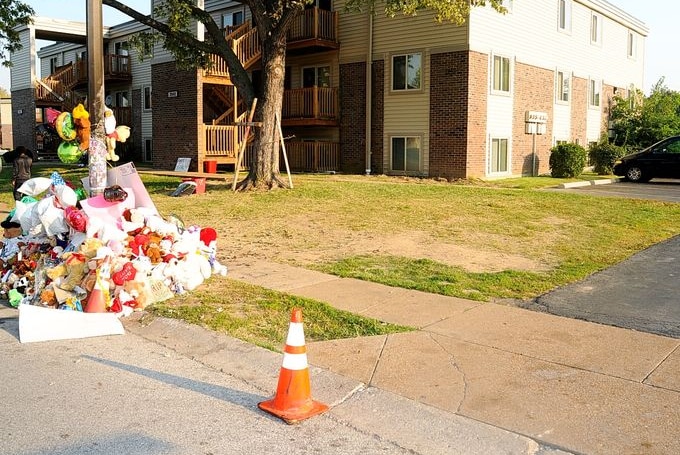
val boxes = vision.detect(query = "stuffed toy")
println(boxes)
[145,242,162,265]
[40,288,58,308]
[72,103,91,151]
[56,252,89,292]
[123,279,151,310]
[105,125,130,162]
[0,218,25,270]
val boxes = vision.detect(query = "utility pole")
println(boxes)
[86,0,107,196]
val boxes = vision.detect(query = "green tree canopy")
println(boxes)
[0,0,34,68]
[610,78,680,149]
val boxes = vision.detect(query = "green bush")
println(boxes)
[588,142,627,175]
[549,143,587,178]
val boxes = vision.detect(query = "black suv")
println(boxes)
[613,136,680,182]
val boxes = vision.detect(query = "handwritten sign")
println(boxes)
[174,157,191,172]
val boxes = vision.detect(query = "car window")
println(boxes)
[666,139,680,154]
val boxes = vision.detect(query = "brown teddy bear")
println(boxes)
[72,103,91,151]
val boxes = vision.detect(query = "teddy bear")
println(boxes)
[123,279,151,310]
[40,288,58,308]
[105,125,131,162]
[0,217,26,270]
[72,103,91,151]
[145,242,162,265]
[55,252,89,292]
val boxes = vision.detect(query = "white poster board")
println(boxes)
[174,158,191,172]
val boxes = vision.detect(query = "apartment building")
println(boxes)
[9,0,646,178]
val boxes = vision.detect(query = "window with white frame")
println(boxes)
[143,86,152,110]
[627,31,637,59]
[492,55,510,93]
[49,57,58,74]
[558,0,571,32]
[556,70,570,102]
[591,13,602,45]
[589,79,601,107]
[392,53,422,91]
[489,138,509,174]
[391,136,421,172]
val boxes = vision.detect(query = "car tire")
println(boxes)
[625,166,646,182]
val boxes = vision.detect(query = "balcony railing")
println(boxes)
[287,8,338,44]
[73,54,132,85]
[285,141,339,172]
[282,87,338,121]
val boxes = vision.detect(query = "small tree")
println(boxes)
[549,143,587,178]
[588,140,626,175]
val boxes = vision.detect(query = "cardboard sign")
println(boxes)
[107,162,158,214]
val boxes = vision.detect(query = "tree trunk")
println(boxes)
[236,38,289,191]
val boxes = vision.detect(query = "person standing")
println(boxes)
[3,146,34,201]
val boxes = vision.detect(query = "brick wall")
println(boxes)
[466,51,488,178]
[371,60,384,174]
[429,51,469,180]
[151,62,199,170]
[339,61,366,174]
[512,62,554,175]
[130,88,142,162]
[10,89,36,151]
[571,76,587,145]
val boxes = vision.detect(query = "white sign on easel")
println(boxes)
[174,157,191,172]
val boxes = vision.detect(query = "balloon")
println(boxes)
[57,141,83,164]
[64,206,87,232]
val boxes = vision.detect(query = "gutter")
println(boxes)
[365,13,373,175]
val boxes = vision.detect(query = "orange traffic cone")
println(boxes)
[84,257,111,313]
[258,308,328,424]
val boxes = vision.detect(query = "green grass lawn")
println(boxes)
[3,163,679,348]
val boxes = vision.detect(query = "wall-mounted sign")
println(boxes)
[168,91,178,98]
[525,111,548,123]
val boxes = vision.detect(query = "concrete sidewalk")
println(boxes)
[223,259,680,455]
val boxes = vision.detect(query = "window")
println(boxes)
[221,10,244,29]
[391,137,421,172]
[115,91,129,107]
[558,0,571,32]
[492,55,510,93]
[589,79,601,107]
[49,57,58,74]
[144,139,152,162]
[143,86,152,110]
[489,138,509,174]
[392,53,421,91]
[627,31,637,58]
[556,70,570,102]
[302,66,330,88]
[591,13,601,45]
[114,41,129,73]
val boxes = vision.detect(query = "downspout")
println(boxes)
[365,13,373,175]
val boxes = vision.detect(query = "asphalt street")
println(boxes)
[528,179,680,338]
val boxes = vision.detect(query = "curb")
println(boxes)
[557,177,622,189]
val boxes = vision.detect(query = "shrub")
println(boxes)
[549,143,587,178]
[588,142,627,175]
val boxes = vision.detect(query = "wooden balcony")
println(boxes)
[284,141,339,172]
[286,8,339,53]
[281,87,338,126]
[72,54,132,87]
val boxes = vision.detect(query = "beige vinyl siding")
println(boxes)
[383,51,430,175]
[10,29,35,91]
[469,0,645,91]
[335,0,370,64]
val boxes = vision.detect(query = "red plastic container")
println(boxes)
[204,160,217,173]
[182,178,206,194]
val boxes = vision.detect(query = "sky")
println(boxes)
[0,0,678,94]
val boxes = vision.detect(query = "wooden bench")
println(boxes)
[136,170,231,182]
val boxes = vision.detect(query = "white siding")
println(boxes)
[553,104,571,140]
[469,0,646,91]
